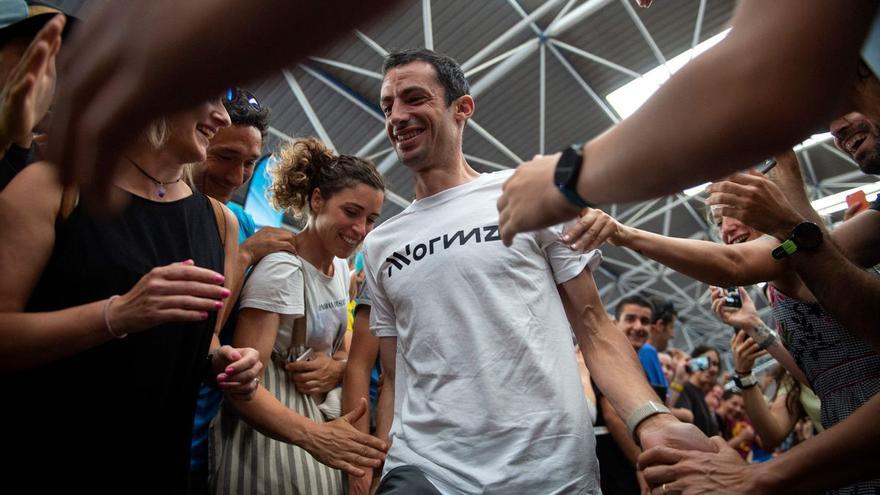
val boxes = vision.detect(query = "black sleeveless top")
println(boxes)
[9,191,223,492]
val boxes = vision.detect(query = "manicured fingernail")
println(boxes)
[217,374,227,382]
[214,275,225,284]
[562,235,570,242]
[226,367,234,374]
[214,301,224,309]
[220,288,230,298]
[201,312,209,320]
[183,259,194,265]
[571,243,578,250]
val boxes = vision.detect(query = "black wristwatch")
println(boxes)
[771,221,823,260]
[554,144,592,209]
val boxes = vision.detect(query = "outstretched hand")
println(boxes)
[562,207,628,251]
[498,154,581,246]
[706,172,801,240]
[304,398,388,477]
[637,414,716,454]
[638,437,762,494]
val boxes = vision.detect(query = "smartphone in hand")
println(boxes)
[686,356,710,373]
[723,287,743,308]
[291,348,314,362]
[755,158,777,174]
[846,190,869,215]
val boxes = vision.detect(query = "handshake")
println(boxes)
[636,423,757,495]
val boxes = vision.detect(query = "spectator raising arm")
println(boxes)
[497,0,878,244]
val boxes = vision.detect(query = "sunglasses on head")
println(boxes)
[225,87,261,110]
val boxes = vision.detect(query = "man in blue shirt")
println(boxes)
[639,298,677,390]
[188,87,297,493]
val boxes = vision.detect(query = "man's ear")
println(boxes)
[454,94,475,121]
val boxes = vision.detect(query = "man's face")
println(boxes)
[616,303,653,351]
[830,112,880,174]
[380,61,461,170]
[192,124,262,203]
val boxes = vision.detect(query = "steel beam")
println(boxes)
[692,0,707,50]
[462,0,563,71]
[299,64,383,121]
[354,30,388,57]
[550,39,642,79]
[619,0,668,68]
[308,57,382,80]
[548,43,621,123]
[422,0,434,50]
[282,69,335,151]
[467,119,523,163]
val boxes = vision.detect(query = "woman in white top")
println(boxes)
[211,137,386,495]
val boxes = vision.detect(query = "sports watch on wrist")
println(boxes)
[771,221,823,260]
[626,400,672,446]
[733,372,758,389]
[554,143,592,209]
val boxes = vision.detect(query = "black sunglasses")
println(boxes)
[225,87,261,110]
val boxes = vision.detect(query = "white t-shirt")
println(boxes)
[363,170,602,494]
[240,252,350,358]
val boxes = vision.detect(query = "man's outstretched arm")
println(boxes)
[50,0,402,208]
[498,0,878,244]
[558,269,713,452]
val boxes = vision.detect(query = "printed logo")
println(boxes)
[382,224,501,278]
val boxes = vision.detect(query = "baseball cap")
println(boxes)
[0,0,75,46]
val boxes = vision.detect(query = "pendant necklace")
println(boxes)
[125,157,182,199]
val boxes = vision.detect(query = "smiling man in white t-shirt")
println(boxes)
[363,49,713,495]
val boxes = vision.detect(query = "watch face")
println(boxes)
[792,222,822,250]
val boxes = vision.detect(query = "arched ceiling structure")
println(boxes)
[53,0,872,368]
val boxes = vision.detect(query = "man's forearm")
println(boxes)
[788,240,880,352]
[561,273,661,420]
[575,0,875,205]
[603,398,642,465]
[342,365,373,434]
[751,394,880,494]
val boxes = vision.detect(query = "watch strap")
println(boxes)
[555,144,593,209]
[558,186,589,208]
[772,238,798,260]
[733,372,758,389]
[626,401,672,446]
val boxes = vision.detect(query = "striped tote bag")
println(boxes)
[208,349,343,495]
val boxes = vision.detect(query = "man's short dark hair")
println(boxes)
[614,294,654,320]
[382,48,470,106]
[224,92,270,140]
[651,298,677,325]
